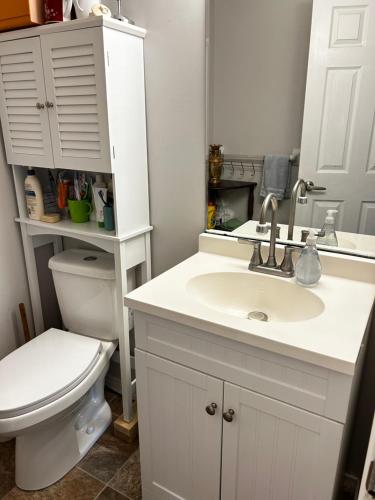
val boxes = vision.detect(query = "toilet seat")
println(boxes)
[0,328,102,419]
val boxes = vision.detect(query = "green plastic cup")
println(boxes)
[68,199,92,223]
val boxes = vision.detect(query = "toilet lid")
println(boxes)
[0,328,102,419]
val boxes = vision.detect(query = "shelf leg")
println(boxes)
[140,231,152,283]
[114,240,133,423]
[19,223,44,335]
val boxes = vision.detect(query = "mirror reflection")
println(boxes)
[206,0,375,258]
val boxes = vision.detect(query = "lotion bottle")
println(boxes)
[295,230,322,287]
[25,168,44,220]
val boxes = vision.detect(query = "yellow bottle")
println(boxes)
[207,201,216,229]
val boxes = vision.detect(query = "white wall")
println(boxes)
[209,0,312,157]
[0,142,31,359]
[105,0,207,276]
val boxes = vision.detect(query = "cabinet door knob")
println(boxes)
[223,409,235,422]
[45,101,54,109]
[205,403,218,416]
[36,102,45,110]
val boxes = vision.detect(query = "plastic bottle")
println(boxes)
[317,210,338,246]
[92,174,106,227]
[25,168,44,220]
[207,201,216,229]
[295,230,322,287]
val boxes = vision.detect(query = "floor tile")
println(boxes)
[78,424,138,484]
[98,427,138,457]
[0,439,15,498]
[78,444,128,484]
[109,451,142,500]
[4,467,104,499]
[95,487,128,499]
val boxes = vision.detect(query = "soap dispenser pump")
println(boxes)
[295,230,322,287]
[317,209,338,246]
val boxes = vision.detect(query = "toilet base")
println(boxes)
[15,367,111,491]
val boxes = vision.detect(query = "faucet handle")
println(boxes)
[237,238,263,268]
[301,229,325,242]
[280,245,301,275]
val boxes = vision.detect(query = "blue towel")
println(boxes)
[260,154,291,200]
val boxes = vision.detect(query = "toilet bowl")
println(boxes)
[0,249,120,490]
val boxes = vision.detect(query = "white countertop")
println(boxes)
[125,247,375,375]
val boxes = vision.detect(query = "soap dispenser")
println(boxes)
[295,230,322,287]
[317,209,338,246]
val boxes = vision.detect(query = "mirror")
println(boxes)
[206,0,375,259]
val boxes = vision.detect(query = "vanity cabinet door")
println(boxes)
[135,349,223,500]
[221,382,343,500]
[0,37,53,168]
[40,28,111,172]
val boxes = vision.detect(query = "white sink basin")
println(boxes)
[187,272,325,323]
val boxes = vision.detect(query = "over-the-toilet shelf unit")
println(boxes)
[0,17,152,422]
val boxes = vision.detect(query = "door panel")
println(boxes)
[221,382,343,500]
[135,350,222,500]
[298,0,375,234]
[41,28,111,172]
[0,37,53,167]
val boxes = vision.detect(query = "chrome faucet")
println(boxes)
[238,192,299,277]
[287,178,307,240]
[256,193,278,268]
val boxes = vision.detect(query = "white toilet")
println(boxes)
[0,249,119,491]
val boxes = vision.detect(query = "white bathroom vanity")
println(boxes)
[125,233,375,500]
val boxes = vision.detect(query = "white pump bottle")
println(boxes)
[317,209,338,246]
[295,230,322,287]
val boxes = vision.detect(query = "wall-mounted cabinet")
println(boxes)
[0,17,147,174]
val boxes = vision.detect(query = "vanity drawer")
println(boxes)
[134,312,353,423]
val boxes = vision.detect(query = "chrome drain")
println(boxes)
[247,311,269,322]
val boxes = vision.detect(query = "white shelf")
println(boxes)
[16,217,152,244]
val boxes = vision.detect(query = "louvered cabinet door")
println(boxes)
[0,37,53,167]
[221,382,344,500]
[41,28,111,172]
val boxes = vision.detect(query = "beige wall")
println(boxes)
[209,0,312,157]
[0,142,31,359]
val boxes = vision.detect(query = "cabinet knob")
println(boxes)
[223,409,235,422]
[205,403,218,416]
[45,101,54,109]
[36,102,45,110]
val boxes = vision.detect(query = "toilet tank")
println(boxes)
[48,249,120,340]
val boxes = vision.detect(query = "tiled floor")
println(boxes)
[0,390,141,500]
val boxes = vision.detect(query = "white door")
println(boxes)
[0,37,53,168]
[298,0,375,235]
[40,28,111,172]
[221,382,343,500]
[358,413,375,499]
[135,350,222,500]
